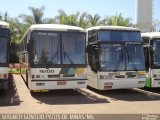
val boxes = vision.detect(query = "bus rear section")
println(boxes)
[87,26,146,90]
[19,24,87,91]
[0,21,10,90]
[142,32,160,88]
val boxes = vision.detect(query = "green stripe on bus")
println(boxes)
[145,77,152,87]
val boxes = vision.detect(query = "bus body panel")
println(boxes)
[27,68,87,90]
[0,21,10,90]
[145,70,160,88]
[19,24,87,90]
[29,80,87,90]
[87,26,146,90]
[0,67,8,90]
[145,77,152,87]
[150,69,160,87]
[88,71,145,90]
[142,32,160,88]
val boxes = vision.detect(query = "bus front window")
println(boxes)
[32,32,60,64]
[153,40,160,67]
[0,38,8,63]
[99,44,125,71]
[0,28,9,64]
[126,45,145,71]
[62,33,86,65]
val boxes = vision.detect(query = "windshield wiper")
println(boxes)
[46,44,59,68]
[113,48,124,72]
[126,49,138,71]
[63,45,74,64]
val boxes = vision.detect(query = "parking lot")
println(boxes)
[0,74,160,114]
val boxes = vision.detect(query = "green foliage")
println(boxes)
[105,13,132,26]
[1,7,135,46]
[152,19,160,32]
[20,6,45,25]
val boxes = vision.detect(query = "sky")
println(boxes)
[0,0,160,24]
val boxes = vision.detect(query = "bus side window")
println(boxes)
[88,30,97,43]
[90,46,99,72]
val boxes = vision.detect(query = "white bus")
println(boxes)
[19,24,87,92]
[0,21,10,90]
[142,32,160,88]
[87,26,146,90]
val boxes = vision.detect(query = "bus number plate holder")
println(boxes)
[57,81,66,85]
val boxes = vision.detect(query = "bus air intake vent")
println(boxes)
[63,74,75,77]
[115,75,125,78]
[48,75,60,78]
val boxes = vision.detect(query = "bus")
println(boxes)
[0,21,10,90]
[86,26,146,90]
[19,24,87,91]
[141,32,160,88]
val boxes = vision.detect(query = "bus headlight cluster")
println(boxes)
[153,74,157,78]
[137,74,145,78]
[0,74,8,78]
[137,72,145,78]
[32,75,45,79]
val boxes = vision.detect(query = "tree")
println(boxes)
[54,9,67,24]
[152,19,160,32]
[19,6,45,25]
[105,13,132,27]
[87,14,101,26]
[77,12,89,28]
[54,10,90,28]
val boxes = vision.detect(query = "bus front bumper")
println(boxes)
[29,79,88,90]
[0,79,8,90]
[96,78,145,90]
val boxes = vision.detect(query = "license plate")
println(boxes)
[57,81,66,85]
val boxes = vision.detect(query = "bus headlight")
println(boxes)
[0,74,8,78]
[137,72,145,78]
[32,75,35,79]
[137,74,145,78]
[153,74,157,78]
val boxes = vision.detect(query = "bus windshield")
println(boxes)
[99,44,145,71]
[0,28,9,64]
[98,30,142,42]
[126,45,145,71]
[62,33,86,64]
[0,38,8,63]
[32,32,60,64]
[152,40,160,67]
[99,44,125,71]
[32,31,86,65]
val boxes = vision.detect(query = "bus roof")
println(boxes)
[86,26,140,31]
[141,32,160,39]
[29,24,85,32]
[0,21,9,28]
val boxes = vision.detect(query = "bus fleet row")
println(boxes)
[0,21,160,91]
